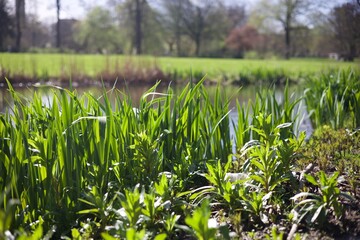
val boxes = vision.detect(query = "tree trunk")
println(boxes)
[15,0,25,52]
[56,0,61,49]
[167,41,174,54]
[175,17,181,56]
[175,0,182,56]
[194,7,203,57]
[284,3,292,60]
[134,0,142,55]
[347,44,356,61]
[195,35,201,56]
[285,25,290,59]
[175,32,181,56]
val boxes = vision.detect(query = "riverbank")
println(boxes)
[1,53,358,87]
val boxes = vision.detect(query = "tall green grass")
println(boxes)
[0,77,301,237]
[305,69,360,129]
[0,78,235,237]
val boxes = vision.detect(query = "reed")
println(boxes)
[305,69,360,129]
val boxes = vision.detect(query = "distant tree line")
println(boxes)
[0,0,359,60]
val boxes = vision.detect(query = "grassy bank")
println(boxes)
[0,70,359,239]
[0,53,358,86]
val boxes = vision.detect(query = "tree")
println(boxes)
[23,14,51,49]
[181,0,227,56]
[160,0,185,56]
[225,25,260,58]
[160,1,246,57]
[224,4,247,30]
[56,0,60,49]
[112,0,163,55]
[111,0,149,54]
[133,0,144,54]
[182,0,209,56]
[252,0,326,59]
[329,2,360,61]
[74,6,121,53]
[15,0,25,51]
[0,0,13,51]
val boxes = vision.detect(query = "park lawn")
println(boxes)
[159,56,359,76]
[0,53,359,82]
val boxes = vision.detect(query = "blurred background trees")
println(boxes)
[74,7,121,53]
[15,0,25,51]
[0,0,13,51]
[330,2,360,61]
[0,0,359,60]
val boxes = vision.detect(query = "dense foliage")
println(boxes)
[2,0,360,59]
[0,70,359,239]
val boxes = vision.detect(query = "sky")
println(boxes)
[25,0,98,22]
[20,0,351,24]
[24,0,247,23]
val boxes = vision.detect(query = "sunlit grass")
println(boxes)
[0,53,358,84]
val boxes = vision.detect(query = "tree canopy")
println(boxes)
[74,6,121,53]
[330,2,360,61]
[0,0,13,51]
[1,0,359,60]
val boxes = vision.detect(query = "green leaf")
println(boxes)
[304,174,318,186]
[101,232,118,240]
[185,198,217,240]
[77,208,100,215]
[311,204,325,223]
[71,228,81,239]
[154,233,167,240]
[276,122,292,129]
[291,192,318,201]
[250,159,266,172]
[189,186,216,200]
[250,175,266,185]
[340,192,355,201]
[126,228,145,240]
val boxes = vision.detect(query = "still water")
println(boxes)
[0,83,261,111]
[0,83,312,137]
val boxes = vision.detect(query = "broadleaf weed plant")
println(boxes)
[242,114,305,194]
[185,198,219,240]
[291,171,353,227]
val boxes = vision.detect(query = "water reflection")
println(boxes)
[0,83,312,141]
[1,84,263,112]
[0,85,144,112]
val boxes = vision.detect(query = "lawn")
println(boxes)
[0,53,358,85]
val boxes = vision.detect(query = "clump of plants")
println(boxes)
[300,126,360,174]
[0,70,359,239]
[305,69,360,129]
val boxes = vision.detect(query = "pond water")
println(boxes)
[0,83,313,138]
[0,83,263,111]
